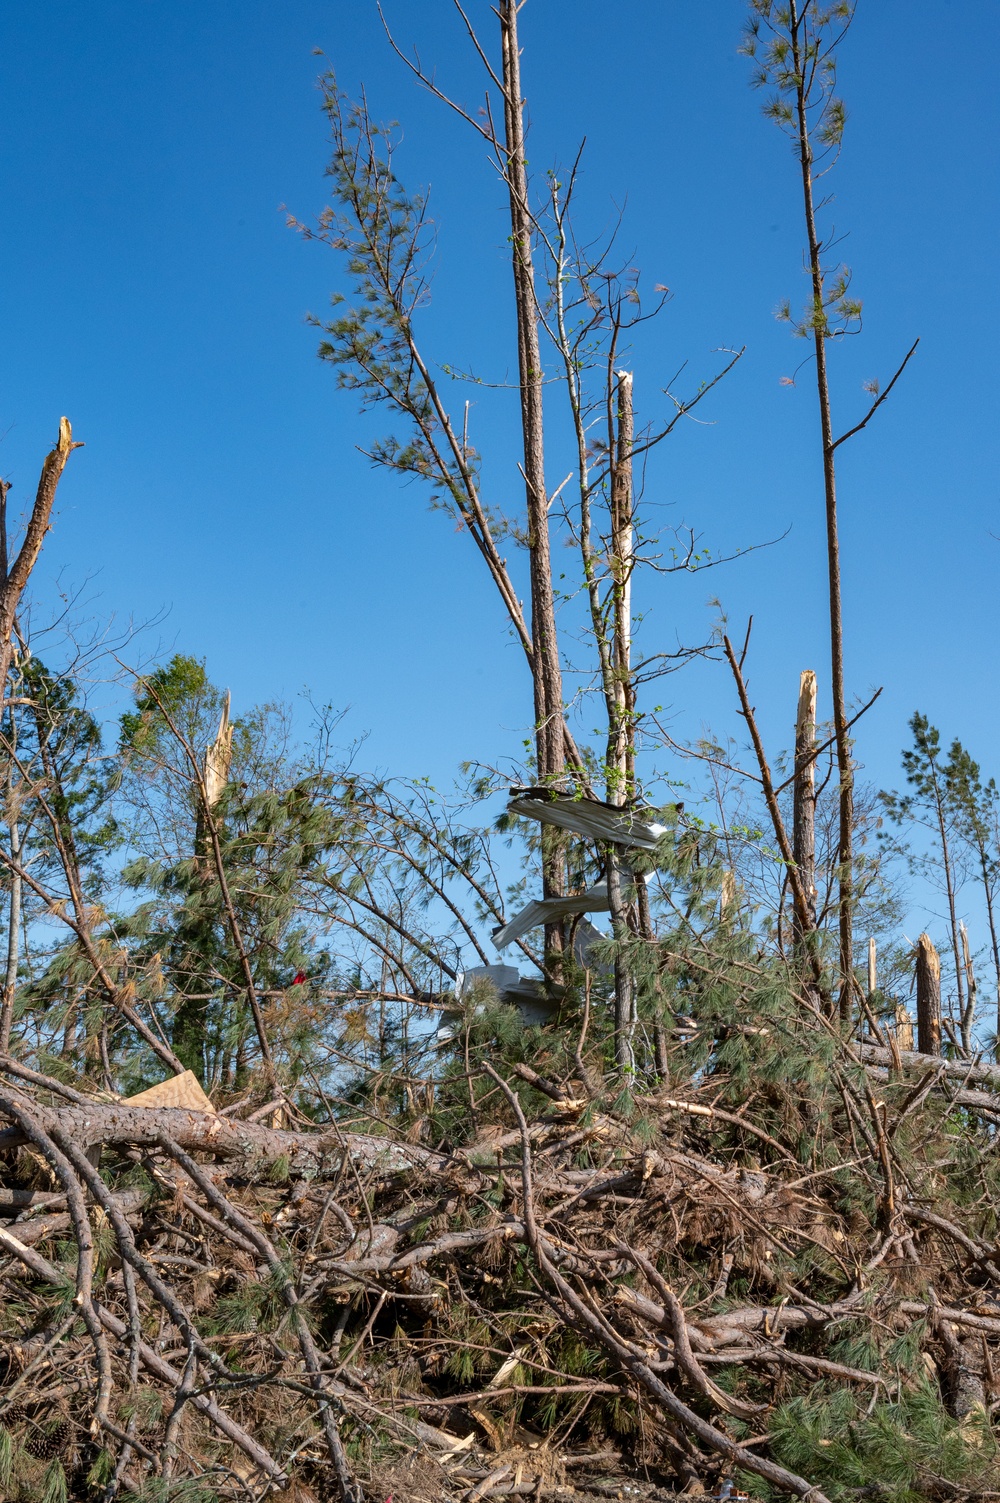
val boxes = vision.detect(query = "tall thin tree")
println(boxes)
[743,2,918,1019]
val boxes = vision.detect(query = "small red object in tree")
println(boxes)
[292,971,307,985]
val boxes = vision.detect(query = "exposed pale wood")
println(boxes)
[895,1004,914,1052]
[202,691,233,809]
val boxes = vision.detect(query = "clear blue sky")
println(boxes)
[2,1,997,816]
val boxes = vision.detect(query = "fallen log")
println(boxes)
[4,1186,147,1247]
[859,1043,1000,1093]
[0,1091,443,1177]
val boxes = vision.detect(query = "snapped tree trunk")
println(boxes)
[792,670,817,932]
[931,780,966,1046]
[792,669,821,1009]
[895,1004,914,1052]
[173,694,234,1078]
[915,932,942,1057]
[0,424,81,1049]
[0,765,21,1056]
[976,845,1000,1061]
[607,371,637,1072]
[0,419,81,698]
[959,919,977,1052]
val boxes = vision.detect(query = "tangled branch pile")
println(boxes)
[6,964,1000,1503]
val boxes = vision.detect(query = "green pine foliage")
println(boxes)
[753,1383,998,1503]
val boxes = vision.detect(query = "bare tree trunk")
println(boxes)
[0,483,14,1055]
[175,695,233,1078]
[0,762,21,1055]
[860,937,878,1046]
[499,0,566,964]
[931,781,966,1042]
[609,371,635,803]
[607,371,637,1071]
[974,840,1000,1059]
[723,634,828,1006]
[0,419,81,701]
[0,427,81,1048]
[916,932,942,1057]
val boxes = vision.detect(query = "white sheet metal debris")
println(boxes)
[453,964,521,1001]
[492,883,611,950]
[507,789,667,850]
[572,917,610,974]
[436,964,559,1043]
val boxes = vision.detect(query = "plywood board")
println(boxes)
[125,1069,216,1114]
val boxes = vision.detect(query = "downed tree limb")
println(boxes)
[859,1042,1000,1093]
[4,1185,147,1247]
[0,1222,287,1484]
[613,1286,861,1353]
[616,1239,766,1420]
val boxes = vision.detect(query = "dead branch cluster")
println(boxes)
[5,1013,1000,1503]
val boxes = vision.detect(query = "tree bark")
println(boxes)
[0,419,81,702]
[792,668,822,1010]
[792,669,817,933]
[608,372,635,804]
[0,755,21,1055]
[0,423,81,1047]
[930,773,966,1047]
[174,694,234,1077]
[973,838,1000,1061]
[960,919,977,1050]
[0,1093,441,1177]
[915,932,942,1057]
